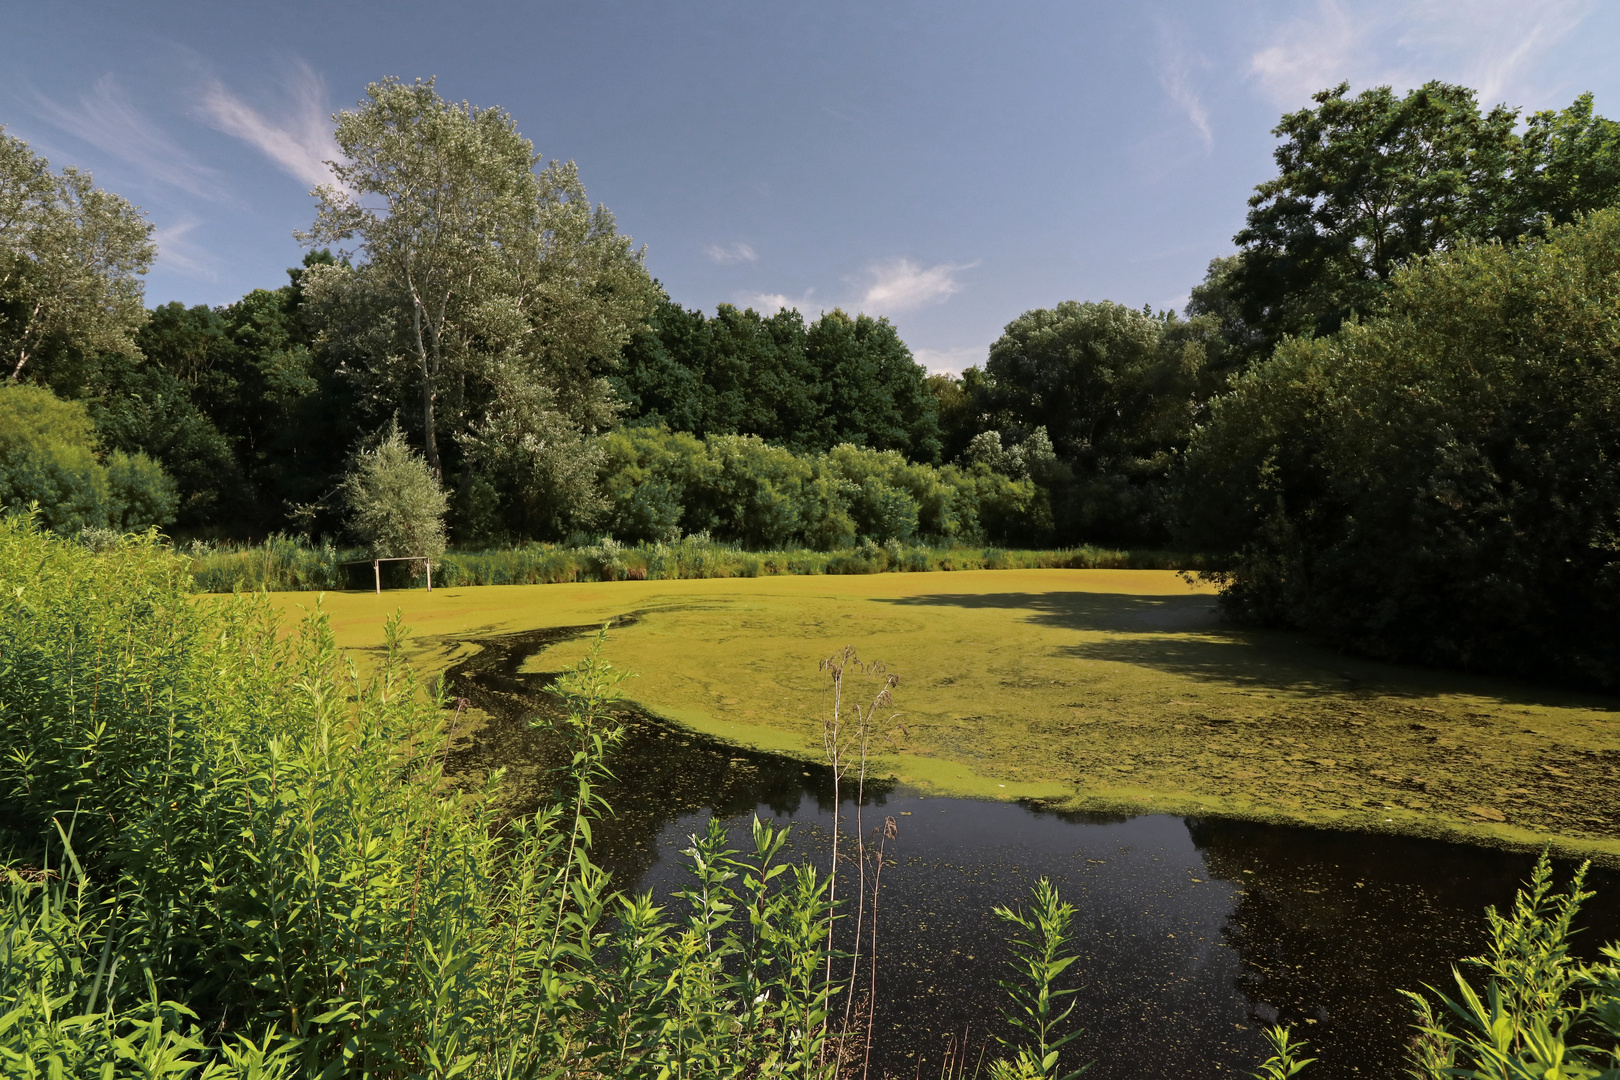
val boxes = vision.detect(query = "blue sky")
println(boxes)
[5,1,1618,372]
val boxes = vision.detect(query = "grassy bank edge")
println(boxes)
[643,694,1620,868]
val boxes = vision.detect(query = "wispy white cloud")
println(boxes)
[32,74,225,200]
[858,257,976,314]
[1249,0,1592,109]
[736,255,975,319]
[151,218,220,279]
[1155,19,1214,150]
[737,289,816,314]
[1249,1,1364,107]
[912,346,982,374]
[199,59,341,190]
[704,241,758,265]
[1402,0,1590,106]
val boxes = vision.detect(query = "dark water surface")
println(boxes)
[446,628,1620,1080]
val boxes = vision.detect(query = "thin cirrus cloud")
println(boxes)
[1155,19,1214,149]
[31,73,226,200]
[151,218,221,279]
[199,60,342,191]
[1413,0,1592,106]
[703,241,758,265]
[1248,0,1592,109]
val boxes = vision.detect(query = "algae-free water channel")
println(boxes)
[446,628,1620,1080]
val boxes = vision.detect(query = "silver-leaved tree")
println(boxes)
[0,128,155,384]
[341,423,447,559]
[299,77,658,542]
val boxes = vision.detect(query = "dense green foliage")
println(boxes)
[21,257,348,537]
[0,382,176,533]
[1183,208,1620,686]
[923,85,1620,552]
[602,425,1042,548]
[1209,83,1620,364]
[960,300,1233,545]
[613,300,942,462]
[129,282,345,532]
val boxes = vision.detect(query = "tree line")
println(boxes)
[7,77,1620,681]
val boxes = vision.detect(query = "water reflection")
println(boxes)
[445,627,1620,1080]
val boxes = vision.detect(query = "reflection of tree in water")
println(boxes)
[1187,817,1620,1080]
[1017,799,1133,827]
[443,626,896,886]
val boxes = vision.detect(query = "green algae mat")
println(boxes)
[270,569,1620,861]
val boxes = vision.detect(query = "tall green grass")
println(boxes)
[185,533,1213,593]
[0,521,852,1077]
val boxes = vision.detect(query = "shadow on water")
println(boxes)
[443,624,897,888]
[444,626,1620,1080]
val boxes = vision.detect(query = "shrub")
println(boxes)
[601,426,1045,550]
[0,381,175,533]
[1182,208,1620,686]
[0,519,846,1077]
[341,423,447,558]
[105,448,179,530]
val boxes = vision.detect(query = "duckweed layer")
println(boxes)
[271,569,1620,862]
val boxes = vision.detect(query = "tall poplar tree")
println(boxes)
[0,129,154,383]
[300,78,655,514]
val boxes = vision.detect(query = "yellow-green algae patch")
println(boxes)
[268,569,1620,862]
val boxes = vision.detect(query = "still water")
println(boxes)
[446,627,1620,1080]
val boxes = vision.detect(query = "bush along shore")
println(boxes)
[183,532,1214,593]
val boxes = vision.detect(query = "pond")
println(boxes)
[445,627,1620,1080]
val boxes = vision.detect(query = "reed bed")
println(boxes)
[185,533,1213,593]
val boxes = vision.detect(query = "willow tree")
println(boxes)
[0,129,154,383]
[300,78,656,535]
